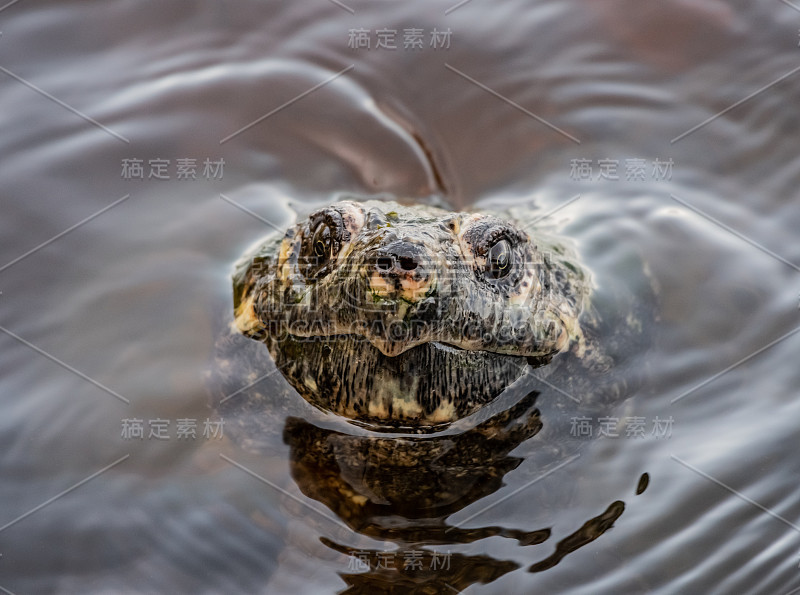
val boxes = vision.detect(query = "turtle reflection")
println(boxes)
[282,390,635,592]
[283,390,545,542]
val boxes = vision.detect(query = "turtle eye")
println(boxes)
[486,238,512,279]
[301,209,347,278]
[312,223,332,262]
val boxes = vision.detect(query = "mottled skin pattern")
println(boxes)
[231,200,592,428]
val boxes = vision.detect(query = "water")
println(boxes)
[1,0,799,592]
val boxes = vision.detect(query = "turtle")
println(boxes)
[209,198,653,589]
[226,199,601,432]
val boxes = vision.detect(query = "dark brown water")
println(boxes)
[2,0,800,593]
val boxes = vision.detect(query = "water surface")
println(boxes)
[1,0,800,592]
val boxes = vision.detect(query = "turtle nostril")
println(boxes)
[375,244,423,274]
[377,256,393,271]
[398,256,417,271]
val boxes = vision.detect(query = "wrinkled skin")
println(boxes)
[231,200,592,428]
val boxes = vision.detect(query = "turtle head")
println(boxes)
[233,200,587,359]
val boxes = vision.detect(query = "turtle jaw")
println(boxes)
[275,321,568,360]
[274,331,452,359]
[263,332,529,429]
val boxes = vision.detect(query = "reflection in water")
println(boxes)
[282,390,643,592]
[283,390,544,541]
[321,538,519,595]
[636,472,650,496]
[528,501,626,573]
